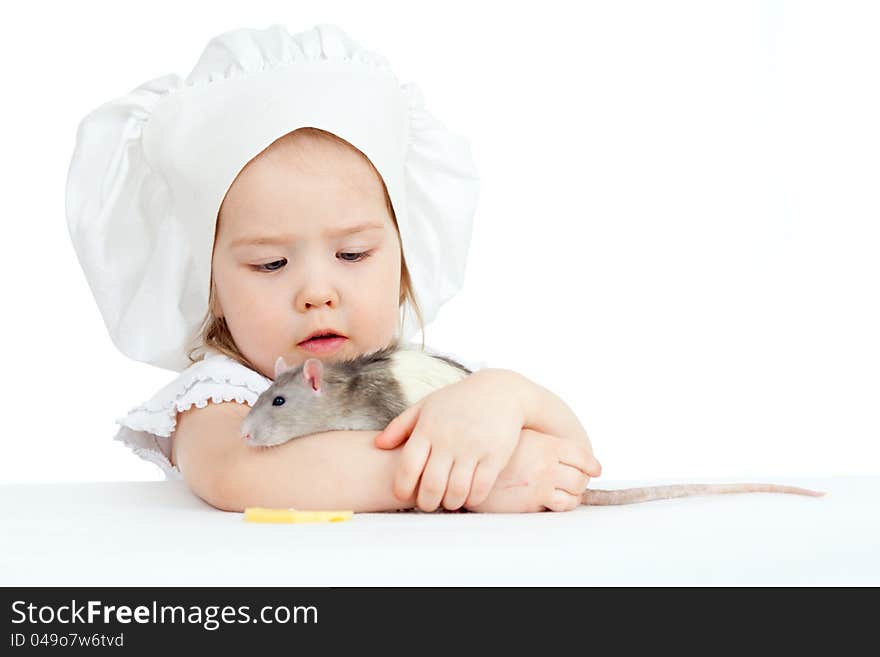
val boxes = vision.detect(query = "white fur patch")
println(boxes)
[389,349,470,407]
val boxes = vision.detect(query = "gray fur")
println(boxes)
[240,341,467,448]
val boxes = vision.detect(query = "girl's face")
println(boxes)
[211,134,402,380]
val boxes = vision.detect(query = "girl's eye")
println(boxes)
[338,251,372,263]
[256,259,286,272]
[254,252,371,271]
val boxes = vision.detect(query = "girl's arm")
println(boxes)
[172,396,596,513]
[489,368,599,462]
[172,401,417,512]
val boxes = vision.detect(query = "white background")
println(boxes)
[2,0,877,483]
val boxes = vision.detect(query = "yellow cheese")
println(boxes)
[244,507,353,524]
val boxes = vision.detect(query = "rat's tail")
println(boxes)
[581,483,826,506]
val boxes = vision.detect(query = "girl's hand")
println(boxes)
[374,369,527,512]
[465,428,595,513]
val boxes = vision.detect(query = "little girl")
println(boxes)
[66,23,601,513]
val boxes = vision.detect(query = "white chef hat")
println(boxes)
[65,23,480,372]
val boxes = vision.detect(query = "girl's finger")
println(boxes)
[554,463,591,496]
[442,458,478,511]
[544,489,582,512]
[557,440,602,477]
[463,458,501,509]
[375,402,423,450]
[392,436,431,502]
[416,452,454,512]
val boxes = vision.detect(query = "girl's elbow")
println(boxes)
[182,458,245,512]
[209,469,247,512]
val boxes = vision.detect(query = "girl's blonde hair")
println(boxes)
[185,127,425,369]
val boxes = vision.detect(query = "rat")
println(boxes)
[239,340,472,448]
[239,341,827,506]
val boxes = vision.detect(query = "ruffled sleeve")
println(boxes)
[113,350,272,480]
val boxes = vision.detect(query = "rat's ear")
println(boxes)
[274,356,293,379]
[302,358,324,393]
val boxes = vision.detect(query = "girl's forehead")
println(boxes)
[218,144,392,238]
[236,137,384,199]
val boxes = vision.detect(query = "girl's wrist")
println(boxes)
[486,368,593,450]
[469,367,535,428]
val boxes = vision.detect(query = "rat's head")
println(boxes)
[240,355,341,447]
[191,127,425,378]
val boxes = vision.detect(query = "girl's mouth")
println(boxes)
[297,335,348,354]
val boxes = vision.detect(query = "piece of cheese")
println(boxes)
[244,507,353,524]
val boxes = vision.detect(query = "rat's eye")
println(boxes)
[272,396,286,406]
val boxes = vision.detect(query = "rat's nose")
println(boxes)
[242,433,253,442]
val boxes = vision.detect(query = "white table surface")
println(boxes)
[1,476,876,586]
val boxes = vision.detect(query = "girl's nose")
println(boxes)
[298,289,339,311]
[298,278,337,307]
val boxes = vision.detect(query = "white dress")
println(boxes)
[113,345,487,480]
